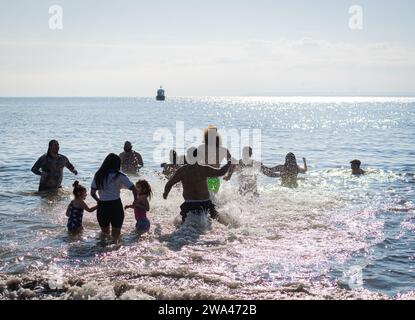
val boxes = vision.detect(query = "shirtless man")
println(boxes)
[31,140,78,191]
[196,125,235,193]
[163,148,231,223]
[119,141,144,174]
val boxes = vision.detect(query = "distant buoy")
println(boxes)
[156,86,166,101]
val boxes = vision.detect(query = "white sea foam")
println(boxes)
[1,97,414,299]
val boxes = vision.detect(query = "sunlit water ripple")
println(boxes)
[0,97,414,300]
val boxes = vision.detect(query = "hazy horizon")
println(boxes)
[1,0,414,96]
[2,94,415,99]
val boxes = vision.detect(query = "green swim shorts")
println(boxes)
[208,177,221,193]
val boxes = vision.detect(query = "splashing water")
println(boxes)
[0,97,414,299]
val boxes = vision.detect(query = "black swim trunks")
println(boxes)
[97,198,124,229]
[180,200,218,223]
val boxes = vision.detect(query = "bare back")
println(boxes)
[181,165,212,200]
[164,162,231,201]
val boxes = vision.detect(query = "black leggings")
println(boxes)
[97,199,124,228]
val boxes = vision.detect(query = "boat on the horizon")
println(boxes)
[156,86,165,101]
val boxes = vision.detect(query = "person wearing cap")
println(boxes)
[119,141,143,174]
[350,159,365,175]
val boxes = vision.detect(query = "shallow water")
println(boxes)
[0,97,414,300]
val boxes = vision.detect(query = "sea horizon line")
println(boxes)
[1,94,415,99]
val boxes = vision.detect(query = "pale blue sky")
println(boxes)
[1,0,414,96]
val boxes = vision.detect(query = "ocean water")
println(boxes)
[0,96,414,300]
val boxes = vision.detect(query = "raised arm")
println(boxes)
[163,168,184,199]
[203,161,231,178]
[224,150,238,179]
[224,164,240,181]
[298,157,307,174]
[222,149,236,178]
[261,164,281,177]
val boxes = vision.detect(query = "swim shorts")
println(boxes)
[207,177,221,193]
[180,200,218,223]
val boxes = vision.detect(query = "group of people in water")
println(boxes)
[31,125,367,241]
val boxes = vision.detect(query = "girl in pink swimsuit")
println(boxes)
[125,180,153,233]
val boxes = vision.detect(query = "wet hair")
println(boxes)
[350,159,361,167]
[203,125,222,147]
[136,179,153,199]
[94,153,121,190]
[285,153,299,173]
[72,180,86,198]
[285,152,297,163]
[46,140,59,158]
